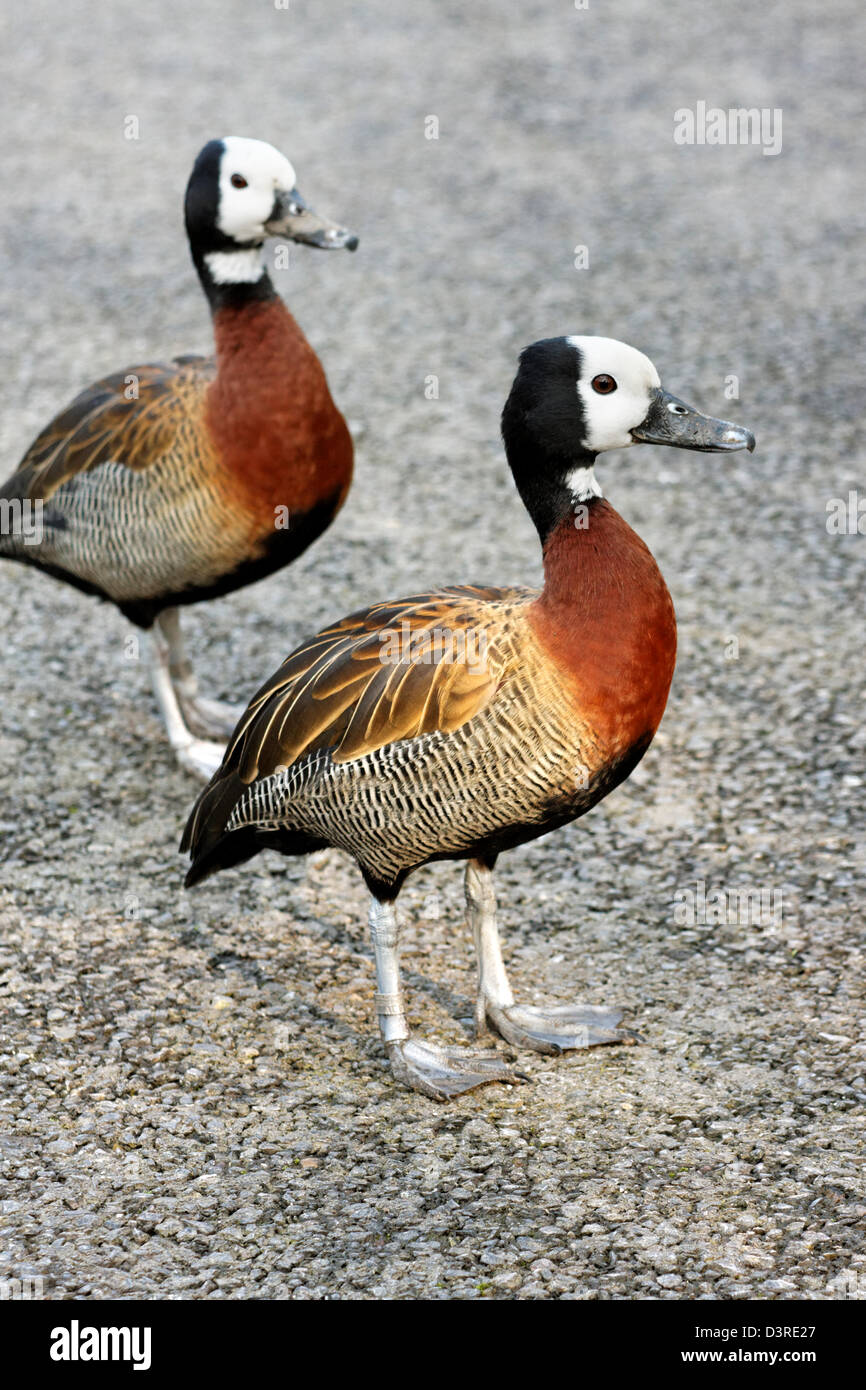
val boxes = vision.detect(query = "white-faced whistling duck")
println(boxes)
[182,336,756,1099]
[0,137,357,778]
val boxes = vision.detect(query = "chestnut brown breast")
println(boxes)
[529,499,677,762]
[207,298,353,532]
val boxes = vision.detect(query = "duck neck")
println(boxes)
[539,496,633,613]
[205,272,350,517]
[532,498,677,748]
[191,241,279,313]
[502,402,601,545]
[209,289,316,417]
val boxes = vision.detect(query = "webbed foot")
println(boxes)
[174,737,226,781]
[178,694,245,741]
[485,1002,638,1054]
[386,1038,526,1101]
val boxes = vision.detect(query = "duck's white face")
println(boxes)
[216,136,298,244]
[567,335,661,453]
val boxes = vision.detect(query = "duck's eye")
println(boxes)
[230,173,248,190]
[591,374,617,394]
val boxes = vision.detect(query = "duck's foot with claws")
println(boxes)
[465,856,640,1058]
[368,894,523,1100]
[174,737,227,782]
[387,1038,524,1101]
[485,1001,638,1054]
[177,692,246,741]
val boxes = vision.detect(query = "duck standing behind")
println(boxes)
[0,137,358,777]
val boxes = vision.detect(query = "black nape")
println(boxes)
[500,337,596,545]
[184,138,277,312]
[193,257,278,313]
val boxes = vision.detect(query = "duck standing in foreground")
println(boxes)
[183,336,755,1099]
[0,137,357,778]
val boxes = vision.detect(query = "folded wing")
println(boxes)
[182,584,530,863]
[2,358,215,504]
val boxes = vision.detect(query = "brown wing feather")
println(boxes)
[231,585,528,784]
[181,584,533,864]
[1,357,215,503]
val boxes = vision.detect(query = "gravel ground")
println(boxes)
[0,0,863,1301]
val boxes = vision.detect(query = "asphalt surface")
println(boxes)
[0,0,863,1300]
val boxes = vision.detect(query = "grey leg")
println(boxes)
[156,607,244,739]
[465,858,636,1054]
[368,896,410,1048]
[368,895,521,1101]
[465,857,515,1035]
[147,626,226,780]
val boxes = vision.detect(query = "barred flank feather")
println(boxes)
[0,296,353,624]
[184,586,617,887]
[0,360,250,596]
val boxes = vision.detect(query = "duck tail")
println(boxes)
[181,770,247,882]
[181,769,321,885]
